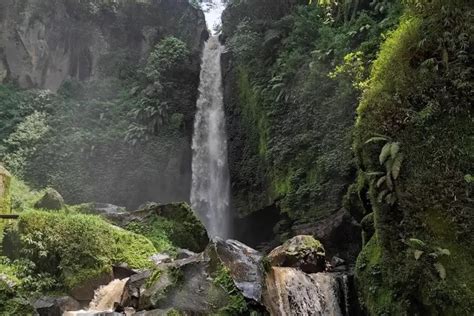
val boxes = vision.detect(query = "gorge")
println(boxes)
[0,0,473,315]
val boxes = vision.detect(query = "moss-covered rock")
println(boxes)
[127,203,209,253]
[0,165,12,232]
[267,235,326,273]
[34,188,65,210]
[13,210,157,291]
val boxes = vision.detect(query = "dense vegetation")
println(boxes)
[354,0,473,314]
[0,0,472,315]
[223,0,402,221]
[223,0,473,314]
[0,36,198,208]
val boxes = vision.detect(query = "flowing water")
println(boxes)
[264,267,351,316]
[64,279,128,316]
[191,0,231,239]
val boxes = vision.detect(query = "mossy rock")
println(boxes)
[14,210,157,291]
[132,202,209,253]
[267,235,326,273]
[34,188,65,210]
[0,165,12,232]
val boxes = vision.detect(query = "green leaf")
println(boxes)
[391,154,404,180]
[366,172,385,177]
[386,193,397,205]
[390,142,400,159]
[407,238,426,250]
[414,250,424,260]
[377,190,388,202]
[435,247,451,257]
[434,262,446,280]
[386,174,394,190]
[379,143,392,165]
[365,136,389,144]
[376,176,386,188]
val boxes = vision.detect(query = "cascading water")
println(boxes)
[191,0,231,239]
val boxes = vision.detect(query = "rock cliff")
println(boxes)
[0,0,207,91]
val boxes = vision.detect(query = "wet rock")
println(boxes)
[69,271,113,302]
[292,208,362,262]
[33,296,80,316]
[34,188,64,210]
[121,270,153,309]
[176,248,196,259]
[150,253,172,266]
[113,264,137,280]
[213,238,264,302]
[267,235,326,273]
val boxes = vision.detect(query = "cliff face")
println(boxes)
[221,0,362,253]
[0,0,207,91]
[0,0,207,209]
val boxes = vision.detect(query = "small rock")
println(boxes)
[176,248,196,259]
[267,235,326,273]
[33,296,80,316]
[34,188,65,210]
[150,253,171,265]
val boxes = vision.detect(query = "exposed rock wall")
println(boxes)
[0,0,207,91]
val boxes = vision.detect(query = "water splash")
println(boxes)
[191,0,231,239]
[64,279,128,316]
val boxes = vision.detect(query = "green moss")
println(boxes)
[354,1,473,314]
[15,210,156,290]
[356,236,404,315]
[0,165,12,233]
[212,265,249,316]
[127,203,208,253]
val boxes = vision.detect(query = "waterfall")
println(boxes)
[191,0,231,239]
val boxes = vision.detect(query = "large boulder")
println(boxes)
[130,252,231,314]
[122,240,267,314]
[267,235,326,273]
[129,202,209,253]
[212,238,264,302]
[34,188,65,210]
[292,208,362,262]
[33,296,80,316]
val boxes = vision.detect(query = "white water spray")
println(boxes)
[191,0,231,239]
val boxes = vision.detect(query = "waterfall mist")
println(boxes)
[191,0,231,239]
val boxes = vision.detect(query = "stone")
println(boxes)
[150,253,172,265]
[176,248,197,259]
[292,208,362,262]
[113,263,137,280]
[131,202,209,253]
[0,0,207,91]
[69,271,113,302]
[33,296,80,316]
[267,235,326,274]
[34,188,65,210]
[121,270,153,310]
[213,238,265,302]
